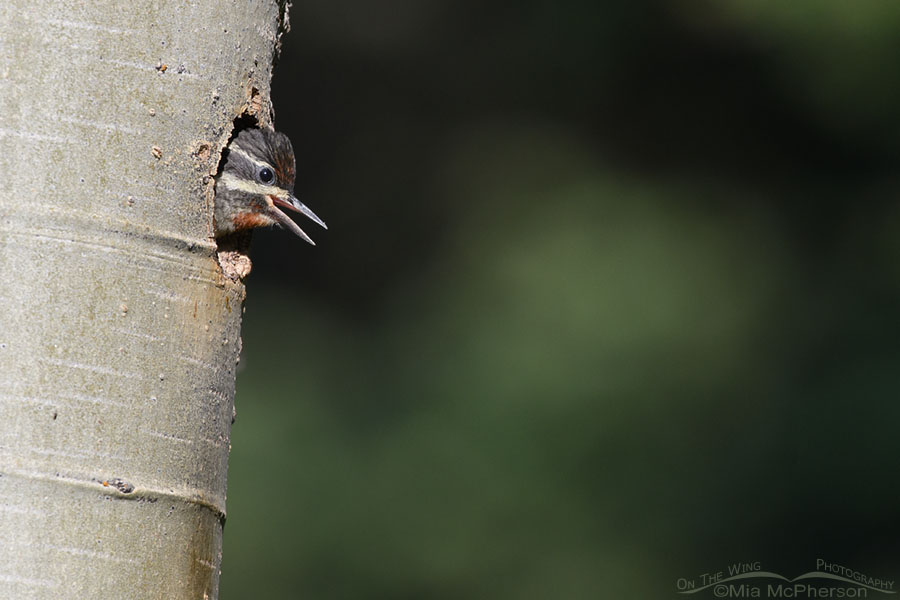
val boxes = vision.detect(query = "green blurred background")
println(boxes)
[220,1,900,597]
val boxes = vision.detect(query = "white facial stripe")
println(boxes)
[229,146,275,172]
[219,172,288,200]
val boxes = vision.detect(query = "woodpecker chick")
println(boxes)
[214,128,326,244]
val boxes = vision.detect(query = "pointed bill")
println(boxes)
[283,195,328,230]
[265,198,316,245]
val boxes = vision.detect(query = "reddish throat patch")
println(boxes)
[231,211,270,231]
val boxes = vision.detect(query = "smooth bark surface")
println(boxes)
[0,1,286,597]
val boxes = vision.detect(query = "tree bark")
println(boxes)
[0,1,287,597]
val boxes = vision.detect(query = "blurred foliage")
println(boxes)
[220,1,900,598]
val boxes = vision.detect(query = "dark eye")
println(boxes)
[258,167,275,184]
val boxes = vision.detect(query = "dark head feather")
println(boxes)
[228,128,296,191]
[214,127,325,243]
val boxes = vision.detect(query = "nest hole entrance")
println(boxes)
[213,113,261,280]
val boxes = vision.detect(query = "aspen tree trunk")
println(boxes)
[0,1,288,598]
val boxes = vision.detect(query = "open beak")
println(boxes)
[268,194,328,245]
[287,195,328,230]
